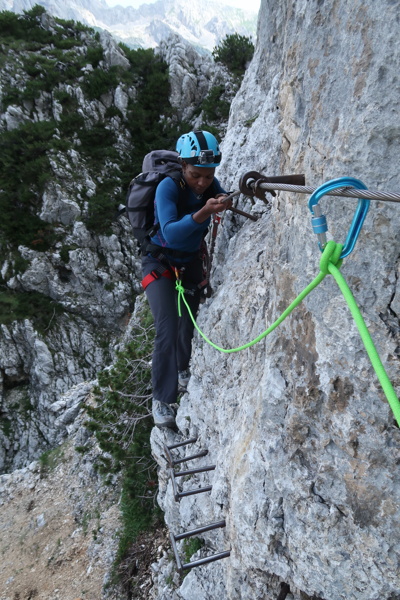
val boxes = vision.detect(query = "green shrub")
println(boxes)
[21,77,47,101]
[182,537,205,564]
[0,11,25,38]
[105,105,124,119]
[79,123,117,160]
[202,85,230,121]
[0,289,64,331]
[83,67,120,100]
[86,45,104,68]
[58,110,85,136]
[54,89,75,106]
[85,189,119,235]
[0,120,59,248]
[24,4,46,18]
[39,444,66,475]
[212,33,255,77]
[1,86,20,106]
[0,417,12,438]
[0,6,90,46]
[54,16,92,34]
[84,309,161,571]
[59,244,78,263]
[13,253,30,275]
[54,36,83,50]
[22,7,53,45]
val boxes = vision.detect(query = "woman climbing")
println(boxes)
[142,130,230,428]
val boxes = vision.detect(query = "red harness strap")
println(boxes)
[141,266,175,290]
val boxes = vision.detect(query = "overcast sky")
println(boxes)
[104,0,260,13]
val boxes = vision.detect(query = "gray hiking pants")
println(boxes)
[142,254,203,405]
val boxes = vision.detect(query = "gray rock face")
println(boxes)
[0,316,107,471]
[157,34,235,127]
[150,1,400,599]
[99,30,131,69]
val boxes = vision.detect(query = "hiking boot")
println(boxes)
[178,369,190,392]
[152,399,176,428]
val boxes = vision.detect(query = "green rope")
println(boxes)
[175,241,342,353]
[328,262,400,426]
[178,271,326,351]
[175,240,400,426]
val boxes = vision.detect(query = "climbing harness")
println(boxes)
[141,264,175,290]
[174,177,400,427]
[142,262,197,296]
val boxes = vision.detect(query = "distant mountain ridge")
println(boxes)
[0,0,258,50]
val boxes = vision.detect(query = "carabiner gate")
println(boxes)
[308,177,370,259]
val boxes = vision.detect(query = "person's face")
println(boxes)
[182,163,215,195]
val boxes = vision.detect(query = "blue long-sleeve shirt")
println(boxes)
[150,176,226,259]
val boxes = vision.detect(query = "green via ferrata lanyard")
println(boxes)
[175,240,400,427]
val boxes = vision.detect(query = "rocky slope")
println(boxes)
[0,0,257,51]
[0,411,121,600]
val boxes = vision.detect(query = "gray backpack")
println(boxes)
[125,149,185,248]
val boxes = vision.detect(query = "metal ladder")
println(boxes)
[164,437,230,574]
[163,438,291,597]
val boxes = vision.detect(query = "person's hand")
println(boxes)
[206,194,232,214]
[215,193,233,210]
[192,194,232,223]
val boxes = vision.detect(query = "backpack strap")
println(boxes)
[140,175,188,255]
[172,175,188,216]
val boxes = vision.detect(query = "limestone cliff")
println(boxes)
[1,1,399,599]
[150,1,400,599]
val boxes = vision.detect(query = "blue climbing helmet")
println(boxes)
[176,130,222,168]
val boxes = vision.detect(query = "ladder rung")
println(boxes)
[173,520,226,541]
[177,485,213,499]
[182,550,231,572]
[171,450,208,465]
[165,448,208,467]
[170,521,229,575]
[173,465,216,477]
[170,467,213,502]
[165,437,198,450]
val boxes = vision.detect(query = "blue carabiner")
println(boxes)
[308,177,370,259]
